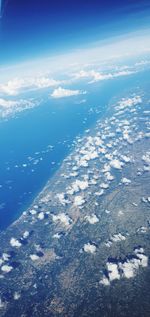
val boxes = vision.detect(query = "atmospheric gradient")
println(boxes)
[0,1,150,316]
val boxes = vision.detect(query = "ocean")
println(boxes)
[0,72,145,231]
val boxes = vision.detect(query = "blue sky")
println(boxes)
[0,0,150,66]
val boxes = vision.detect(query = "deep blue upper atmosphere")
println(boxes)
[0,0,150,63]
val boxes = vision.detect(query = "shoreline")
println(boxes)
[0,83,150,316]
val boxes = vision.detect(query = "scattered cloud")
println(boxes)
[0,98,39,118]
[100,247,148,286]
[30,254,40,261]
[110,159,124,169]
[10,238,22,248]
[37,212,45,220]
[52,213,72,226]
[74,195,85,207]
[51,86,86,98]
[85,213,99,224]
[83,242,97,254]
[1,264,13,273]
[121,177,131,185]
[116,96,142,111]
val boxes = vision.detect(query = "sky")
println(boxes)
[0,0,150,66]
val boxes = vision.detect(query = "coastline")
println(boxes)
[0,83,150,316]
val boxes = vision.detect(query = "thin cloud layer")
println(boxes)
[72,69,135,83]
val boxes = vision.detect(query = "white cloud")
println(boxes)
[100,182,109,189]
[107,262,120,281]
[116,96,142,111]
[67,180,89,195]
[85,213,99,224]
[100,276,110,286]
[119,260,138,279]
[0,98,19,108]
[13,292,21,300]
[94,189,104,196]
[51,86,86,98]
[111,233,126,242]
[142,152,150,165]
[83,242,97,254]
[53,233,62,239]
[105,172,114,181]
[100,248,148,286]
[22,231,29,239]
[10,238,22,248]
[72,69,135,83]
[57,193,70,205]
[1,265,13,273]
[30,254,40,261]
[0,98,38,118]
[0,78,25,95]
[121,155,131,163]
[0,298,5,309]
[52,213,72,226]
[110,159,124,169]
[73,69,113,81]
[121,177,131,185]
[0,76,61,96]
[33,77,60,89]
[74,195,85,206]
[37,212,45,220]
[2,253,10,261]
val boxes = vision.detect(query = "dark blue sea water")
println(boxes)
[0,72,146,231]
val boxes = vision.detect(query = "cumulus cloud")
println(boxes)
[83,242,97,254]
[29,209,37,215]
[2,253,10,261]
[30,254,40,261]
[67,180,89,195]
[51,86,86,98]
[107,262,120,281]
[100,276,110,286]
[1,265,13,273]
[85,213,99,224]
[22,231,29,239]
[121,177,131,185]
[142,152,150,165]
[52,213,72,226]
[110,233,126,242]
[10,238,22,248]
[0,76,61,96]
[100,182,109,189]
[37,212,45,220]
[13,292,21,300]
[110,159,124,169]
[57,193,70,205]
[74,195,85,207]
[100,247,148,286]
